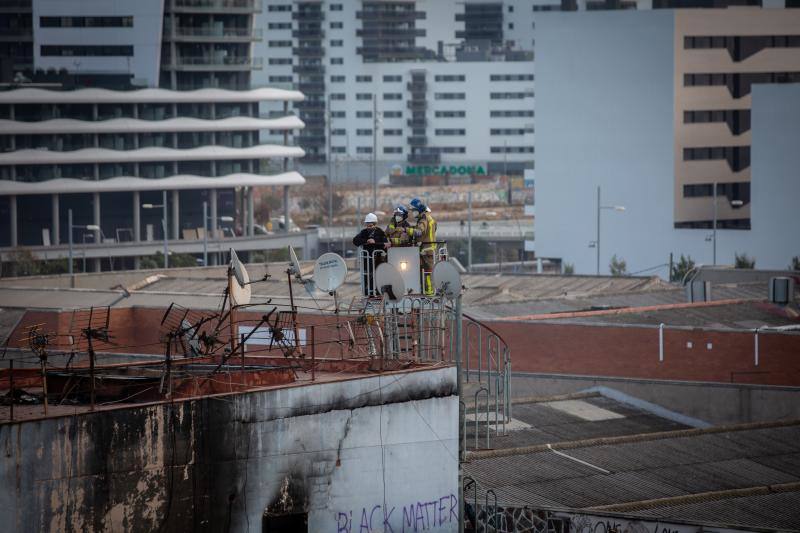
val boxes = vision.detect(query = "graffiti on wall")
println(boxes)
[336,493,458,533]
[568,514,686,533]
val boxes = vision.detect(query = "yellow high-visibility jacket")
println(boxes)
[414,212,437,255]
[386,220,414,245]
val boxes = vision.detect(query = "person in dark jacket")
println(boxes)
[353,212,388,296]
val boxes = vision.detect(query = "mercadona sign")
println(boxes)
[404,164,487,176]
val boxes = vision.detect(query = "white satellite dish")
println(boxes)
[313,253,347,293]
[433,260,462,299]
[288,245,302,278]
[375,263,406,301]
[229,249,251,306]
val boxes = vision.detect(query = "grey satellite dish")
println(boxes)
[375,263,406,301]
[313,253,347,293]
[229,248,251,305]
[288,245,302,278]
[433,260,462,299]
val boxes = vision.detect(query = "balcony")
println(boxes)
[171,26,262,41]
[293,46,325,57]
[295,100,325,110]
[292,11,324,21]
[297,82,325,93]
[407,152,440,164]
[356,10,425,21]
[293,64,325,75]
[407,81,427,92]
[407,136,427,146]
[293,28,324,39]
[171,0,262,13]
[356,28,425,38]
[169,56,263,70]
[407,118,427,128]
[406,100,427,110]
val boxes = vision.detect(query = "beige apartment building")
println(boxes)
[673,8,800,229]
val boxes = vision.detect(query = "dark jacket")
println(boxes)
[353,226,388,255]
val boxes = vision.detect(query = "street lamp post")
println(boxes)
[142,190,169,268]
[67,208,100,278]
[593,186,626,275]
[202,200,233,266]
[709,182,743,266]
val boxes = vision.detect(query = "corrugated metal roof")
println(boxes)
[464,423,800,530]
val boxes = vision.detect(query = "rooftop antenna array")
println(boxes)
[20,323,56,415]
[68,306,114,411]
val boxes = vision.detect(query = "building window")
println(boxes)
[383,93,402,100]
[268,4,291,11]
[40,45,133,56]
[356,111,373,118]
[490,92,529,99]
[682,146,750,171]
[490,74,534,82]
[356,93,373,100]
[435,110,466,118]
[331,57,344,64]
[383,111,402,118]
[330,75,345,82]
[490,146,534,153]
[434,93,465,100]
[269,76,293,83]
[508,23,514,29]
[330,39,343,47]
[268,40,292,47]
[330,21,343,29]
[331,129,346,135]
[440,147,466,153]
[269,57,292,65]
[490,128,533,135]
[330,93,346,100]
[383,75,402,82]
[356,75,373,82]
[509,5,514,11]
[40,16,133,27]
[384,129,402,136]
[357,146,373,154]
[332,146,346,153]
[267,22,292,29]
[356,129,373,135]
[490,110,534,117]
[384,146,403,154]
[331,3,343,10]
[331,111,346,118]
[434,74,465,82]
[435,129,466,136]
[533,5,560,11]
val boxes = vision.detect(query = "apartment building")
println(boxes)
[0,0,306,269]
[255,0,546,179]
[534,8,800,276]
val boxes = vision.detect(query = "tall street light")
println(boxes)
[67,208,100,279]
[142,190,169,268]
[202,200,233,266]
[592,185,626,275]
[708,182,743,265]
[372,98,382,212]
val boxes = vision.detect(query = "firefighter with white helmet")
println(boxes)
[353,212,388,295]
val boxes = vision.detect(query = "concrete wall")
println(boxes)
[0,366,459,532]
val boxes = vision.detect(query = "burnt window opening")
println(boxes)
[262,512,308,533]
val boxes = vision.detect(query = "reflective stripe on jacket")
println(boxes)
[386,221,413,245]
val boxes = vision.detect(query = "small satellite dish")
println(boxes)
[375,263,406,301]
[433,260,462,299]
[288,245,302,278]
[313,253,348,292]
[229,249,251,306]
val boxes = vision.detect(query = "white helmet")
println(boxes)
[364,212,378,224]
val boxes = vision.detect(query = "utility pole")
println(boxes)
[596,185,601,276]
[467,191,473,271]
[372,97,378,212]
[712,181,717,266]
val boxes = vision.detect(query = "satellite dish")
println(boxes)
[288,245,302,278]
[433,260,462,299]
[375,263,406,301]
[313,253,348,292]
[229,249,251,306]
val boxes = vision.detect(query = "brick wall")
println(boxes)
[486,321,800,386]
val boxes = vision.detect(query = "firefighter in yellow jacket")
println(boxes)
[410,198,437,295]
[385,205,414,247]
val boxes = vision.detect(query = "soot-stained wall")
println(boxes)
[0,366,459,532]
